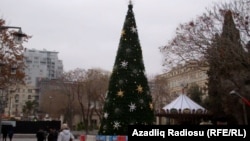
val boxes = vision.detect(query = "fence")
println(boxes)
[2,120,61,134]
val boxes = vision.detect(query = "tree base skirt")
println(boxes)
[96,135,127,141]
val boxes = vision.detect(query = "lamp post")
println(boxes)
[0,26,27,43]
[49,96,53,120]
[229,90,250,125]
[0,25,27,141]
[229,90,250,107]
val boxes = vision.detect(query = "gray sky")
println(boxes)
[1,0,226,75]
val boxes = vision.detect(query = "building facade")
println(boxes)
[165,61,208,96]
[4,84,38,119]
[4,48,63,119]
[153,60,209,125]
[24,48,63,86]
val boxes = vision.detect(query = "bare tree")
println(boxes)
[79,68,109,133]
[150,75,172,113]
[38,77,79,126]
[39,81,71,120]
[0,18,30,137]
[0,19,30,88]
[205,10,250,124]
[39,68,110,131]
[159,0,250,124]
[60,68,109,133]
[58,69,84,128]
[159,0,250,72]
[84,69,110,125]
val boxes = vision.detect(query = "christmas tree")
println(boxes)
[98,1,155,135]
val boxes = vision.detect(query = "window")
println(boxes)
[15,94,19,103]
[28,89,32,93]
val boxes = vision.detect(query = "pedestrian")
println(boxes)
[36,127,46,141]
[53,127,59,141]
[7,125,14,141]
[57,123,74,141]
[47,127,53,141]
[2,125,8,141]
[54,128,59,141]
[47,127,58,141]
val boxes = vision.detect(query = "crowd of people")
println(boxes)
[2,123,74,141]
[36,123,74,141]
[1,125,14,141]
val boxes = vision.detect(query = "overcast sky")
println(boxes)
[1,0,227,75]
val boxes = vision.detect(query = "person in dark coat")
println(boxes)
[47,127,53,141]
[7,125,14,141]
[2,125,8,141]
[47,127,58,141]
[36,127,46,141]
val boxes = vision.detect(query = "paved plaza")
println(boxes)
[12,136,81,141]
[12,139,81,141]
[10,133,94,141]
[11,138,44,141]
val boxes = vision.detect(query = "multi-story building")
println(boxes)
[164,60,208,96]
[24,48,63,86]
[5,84,38,120]
[5,48,63,119]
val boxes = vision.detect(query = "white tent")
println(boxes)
[162,94,207,114]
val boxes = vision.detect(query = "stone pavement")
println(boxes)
[12,139,81,141]
[11,133,95,141]
[10,138,36,141]
[12,137,81,141]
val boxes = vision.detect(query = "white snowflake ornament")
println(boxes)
[113,121,121,129]
[121,60,128,68]
[131,26,137,33]
[129,102,136,112]
[104,112,108,119]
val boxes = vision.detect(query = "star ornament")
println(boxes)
[136,85,143,93]
[117,89,124,97]
[121,30,125,36]
[149,103,153,110]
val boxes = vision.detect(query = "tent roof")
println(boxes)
[162,94,207,114]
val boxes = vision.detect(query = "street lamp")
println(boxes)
[229,90,250,125]
[0,26,27,44]
[229,90,250,107]
[49,96,53,119]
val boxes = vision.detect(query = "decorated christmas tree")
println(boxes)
[98,1,155,135]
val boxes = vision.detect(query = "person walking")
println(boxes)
[47,127,54,141]
[2,125,8,141]
[7,125,14,141]
[36,127,46,141]
[57,123,74,141]
[47,127,58,141]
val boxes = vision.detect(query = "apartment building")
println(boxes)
[24,48,63,86]
[4,84,38,119]
[4,48,63,119]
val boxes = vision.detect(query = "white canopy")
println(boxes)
[162,94,207,114]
